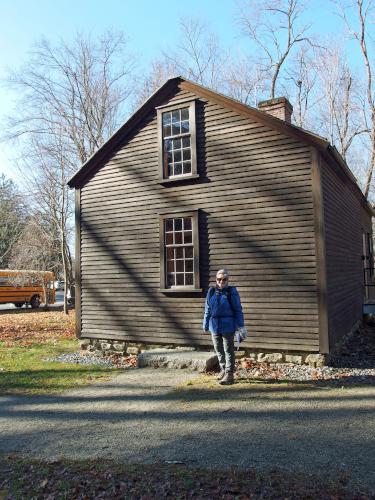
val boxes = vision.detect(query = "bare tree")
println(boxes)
[286,44,319,128]
[134,17,224,108]
[6,31,135,163]
[9,217,60,308]
[338,0,375,198]
[17,130,74,313]
[313,44,367,160]
[4,31,136,311]
[133,59,177,109]
[0,173,28,268]
[237,0,314,99]
[163,18,224,89]
[221,53,267,106]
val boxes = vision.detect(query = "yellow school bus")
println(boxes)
[0,270,56,308]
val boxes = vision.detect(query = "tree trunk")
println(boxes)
[42,281,49,310]
[61,228,69,315]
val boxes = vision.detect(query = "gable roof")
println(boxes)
[67,76,371,214]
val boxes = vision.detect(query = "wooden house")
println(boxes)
[68,77,373,355]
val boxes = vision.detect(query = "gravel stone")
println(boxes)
[237,324,375,383]
[45,351,135,369]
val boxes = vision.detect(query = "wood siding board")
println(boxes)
[82,166,313,201]
[320,155,364,349]
[311,149,329,353]
[83,153,312,189]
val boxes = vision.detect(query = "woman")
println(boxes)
[203,268,245,385]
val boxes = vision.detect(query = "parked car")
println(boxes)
[55,280,65,291]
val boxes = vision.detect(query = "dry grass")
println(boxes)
[0,456,372,499]
[0,309,75,347]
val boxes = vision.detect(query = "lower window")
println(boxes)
[160,211,200,290]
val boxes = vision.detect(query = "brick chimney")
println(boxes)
[258,97,293,123]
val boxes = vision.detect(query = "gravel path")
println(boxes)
[1,367,375,491]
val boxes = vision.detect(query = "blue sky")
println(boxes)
[0,0,358,182]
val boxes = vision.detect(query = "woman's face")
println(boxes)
[216,273,228,289]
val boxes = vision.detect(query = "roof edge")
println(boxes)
[67,76,183,188]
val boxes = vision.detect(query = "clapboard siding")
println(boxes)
[78,83,320,352]
[320,157,364,348]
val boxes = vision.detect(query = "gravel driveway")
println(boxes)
[1,368,375,490]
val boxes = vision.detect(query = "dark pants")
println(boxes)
[211,333,235,373]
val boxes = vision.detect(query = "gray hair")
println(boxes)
[216,268,229,278]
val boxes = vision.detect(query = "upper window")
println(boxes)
[157,101,197,182]
[159,211,200,291]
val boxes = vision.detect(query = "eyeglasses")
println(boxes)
[216,277,228,282]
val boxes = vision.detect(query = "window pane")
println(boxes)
[183,162,191,174]
[163,124,172,137]
[165,233,173,245]
[184,231,192,244]
[176,247,183,259]
[183,218,192,230]
[164,139,173,151]
[166,247,174,259]
[185,273,194,285]
[172,122,180,135]
[163,112,171,125]
[182,136,190,148]
[185,260,194,272]
[175,232,183,244]
[167,260,174,272]
[174,219,183,231]
[176,273,184,286]
[174,138,181,149]
[183,149,191,160]
[167,273,175,287]
[181,108,189,120]
[165,219,173,232]
[176,260,184,272]
[181,120,189,133]
[168,164,173,177]
[174,150,182,163]
[185,247,193,258]
[174,163,182,176]
[172,110,180,122]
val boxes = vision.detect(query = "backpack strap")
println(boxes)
[208,286,234,311]
[225,286,234,312]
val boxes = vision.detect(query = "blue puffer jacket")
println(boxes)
[203,285,245,336]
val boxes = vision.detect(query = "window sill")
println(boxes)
[160,288,203,294]
[158,174,200,185]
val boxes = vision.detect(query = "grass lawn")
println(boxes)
[0,309,122,395]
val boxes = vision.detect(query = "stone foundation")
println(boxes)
[79,338,330,366]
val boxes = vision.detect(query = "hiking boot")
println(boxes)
[219,372,234,385]
[216,370,225,381]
